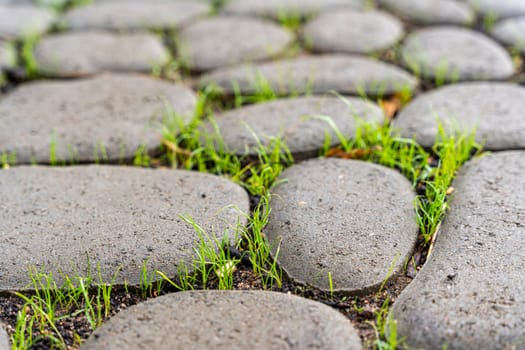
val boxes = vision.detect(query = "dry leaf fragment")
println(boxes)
[325,146,383,160]
[379,93,404,120]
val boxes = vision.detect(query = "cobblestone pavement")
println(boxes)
[0,1,524,349]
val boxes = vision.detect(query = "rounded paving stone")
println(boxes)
[177,16,294,72]
[378,0,474,25]
[0,166,249,290]
[302,9,404,54]
[491,16,525,53]
[34,31,170,77]
[394,82,525,150]
[0,5,56,39]
[200,54,418,97]
[222,0,364,19]
[401,26,514,82]
[64,0,209,31]
[81,290,363,350]
[0,73,197,164]
[466,0,525,19]
[202,96,384,159]
[266,158,418,294]
[391,151,525,350]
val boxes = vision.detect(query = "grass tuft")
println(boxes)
[19,35,39,79]
[416,123,481,243]
[159,100,293,197]
[320,110,481,245]
[10,265,122,349]
[238,194,283,289]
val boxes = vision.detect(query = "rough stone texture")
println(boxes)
[0,40,14,68]
[302,9,404,54]
[202,96,384,159]
[266,158,418,294]
[379,0,474,25]
[177,16,294,72]
[0,5,56,39]
[222,0,364,19]
[491,17,525,53]
[466,0,525,19]
[64,0,209,31]
[34,31,170,77]
[0,73,197,164]
[392,151,525,350]
[401,26,514,82]
[82,290,363,350]
[0,323,8,350]
[200,54,418,96]
[394,82,525,150]
[0,166,249,290]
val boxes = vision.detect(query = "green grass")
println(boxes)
[133,144,152,167]
[482,12,498,32]
[416,123,481,243]
[0,73,6,89]
[230,71,313,105]
[403,53,460,87]
[159,99,293,197]
[238,194,283,288]
[276,10,304,32]
[232,73,280,107]
[209,0,229,14]
[320,116,430,184]
[153,197,283,292]
[319,110,481,244]
[182,215,240,290]
[139,259,164,298]
[370,298,404,350]
[327,272,334,299]
[10,265,122,349]
[433,60,459,87]
[37,0,92,12]
[19,35,39,79]
[1,151,16,169]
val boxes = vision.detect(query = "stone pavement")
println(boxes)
[0,0,524,349]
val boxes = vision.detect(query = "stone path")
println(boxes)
[0,0,524,349]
